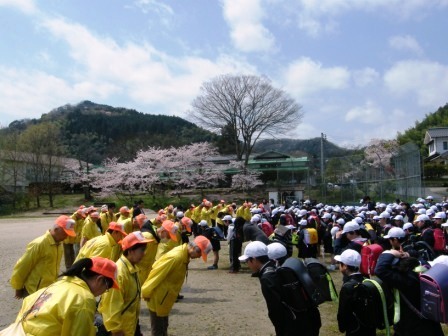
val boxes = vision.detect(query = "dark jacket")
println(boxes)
[337,273,376,336]
[256,261,321,336]
[375,253,444,336]
[243,222,270,245]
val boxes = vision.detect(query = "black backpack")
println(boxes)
[276,257,337,317]
[304,258,338,303]
[353,276,395,331]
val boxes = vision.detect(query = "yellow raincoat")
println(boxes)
[100,212,117,234]
[75,232,122,263]
[155,238,178,260]
[142,244,189,317]
[200,207,213,226]
[99,256,141,336]
[118,215,133,234]
[137,231,159,284]
[18,276,97,336]
[81,216,102,242]
[10,231,63,295]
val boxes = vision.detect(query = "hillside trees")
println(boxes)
[190,74,303,166]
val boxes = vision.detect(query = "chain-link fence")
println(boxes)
[321,143,422,204]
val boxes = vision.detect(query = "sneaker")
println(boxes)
[207,265,218,270]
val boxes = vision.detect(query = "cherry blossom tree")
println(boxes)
[229,160,263,191]
[364,139,399,172]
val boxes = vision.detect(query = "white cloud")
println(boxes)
[384,60,448,107]
[0,17,258,124]
[133,0,174,28]
[389,35,423,56]
[284,0,448,36]
[0,0,36,14]
[221,0,275,52]
[345,100,382,123]
[353,68,379,87]
[282,57,350,99]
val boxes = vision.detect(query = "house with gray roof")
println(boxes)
[424,127,448,163]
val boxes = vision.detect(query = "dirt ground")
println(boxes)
[1,215,446,335]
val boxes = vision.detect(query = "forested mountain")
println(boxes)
[254,138,355,159]
[1,100,353,164]
[1,101,228,164]
[397,103,448,155]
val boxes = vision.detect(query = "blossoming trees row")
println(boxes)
[64,142,263,200]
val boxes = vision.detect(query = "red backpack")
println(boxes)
[433,228,446,252]
[354,241,384,277]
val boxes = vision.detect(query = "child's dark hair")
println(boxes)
[123,243,146,256]
[61,258,96,278]
[60,258,113,288]
[251,255,270,264]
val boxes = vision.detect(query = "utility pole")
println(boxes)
[321,133,326,202]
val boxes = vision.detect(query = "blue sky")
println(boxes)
[1,0,448,147]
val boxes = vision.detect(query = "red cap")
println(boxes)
[90,257,119,289]
[108,222,127,236]
[121,231,152,250]
[55,215,76,237]
[194,236,212,262]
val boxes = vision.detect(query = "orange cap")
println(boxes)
[161,220,178,241]
[55,215,76,237]
[120,206,130,215]
[121,231,151,250]
[76,208,87,218]
[90,257,119,289]
[134,214,148,228]
[194,236,212,262]
[108,222,127,236]
[90,211,100,219]
[181,217,192,232]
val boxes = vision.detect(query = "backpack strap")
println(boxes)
[364,279,391,336]
[398,290,427,320]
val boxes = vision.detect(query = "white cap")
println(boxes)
[334,249,361,267]
[414,214,430,222]
[379,212,390,219]
[384,227,406,239]
[199,220,208,226]
[330,226,340,237]
[239,241,268,261]
[176,211,184,218]
[417,209,426,215]
[426,209,435,216]
[299,219,308,226]
[285,224,296,230]
[429,255,448,267]
[433,212,447,219]
[403,223,414,231]
[223,215,233,221]
[336,218,345,225]
[250,215,261,223]
[267,242,287,260]
[354,217,363,224]
[426,195,434,200]
[342,222,360,234]
[322,213,332,219]
[298,209,308,217]
[393,215,403,221]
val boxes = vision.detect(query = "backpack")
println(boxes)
[304,228,318,245]
[276,257,337,311]
[260,222,274,237]
[432,228,446,252]
[357,243,383,277]
[304,258,338,303]
[420,263,448,323]
[276,258,318,318]
[353,276,395,332]
[403,239,436,262]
